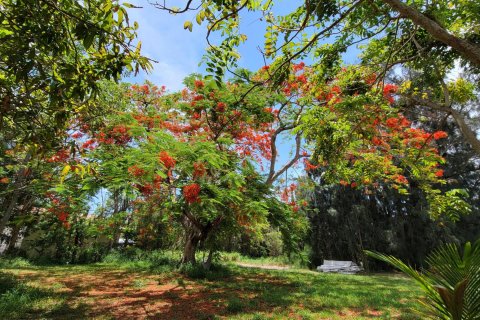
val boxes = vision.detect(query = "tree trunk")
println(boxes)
[202,249,214,270]
[181,231,201,264]
[6,224,21,253]
[450,110,480,156]
[383,0,480,67]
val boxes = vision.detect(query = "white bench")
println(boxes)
[317,260,362,274]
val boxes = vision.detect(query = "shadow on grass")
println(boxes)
[0,272,89,320]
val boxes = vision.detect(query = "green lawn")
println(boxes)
[0,258,424,319]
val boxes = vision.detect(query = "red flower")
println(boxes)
[383,84,398,104]
[304,159,320,171]
[296,74,307,84]
[433,131,448,140]
[386,117,399,128]
[400,117,411,127]
[193,162,206,179]
[183,183,201,204]
[292,62,305,72]
[194,80,204,89]
[158,151,176,169]
[128,165,145,177]
[0,177,9,184]
[46,149,70,163]
[435,169,444,177]
[153,174,163,188]
[394,174,408,184]
[372,137,383,146]
[82,139,96,149]
[71,132,83,139]
[217,102,226,112]
[56,211,68,223]
[109,125,131,145]
[138,183,153,196]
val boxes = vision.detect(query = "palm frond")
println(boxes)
[366,239,480,320]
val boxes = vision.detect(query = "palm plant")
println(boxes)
[365,239,480,319]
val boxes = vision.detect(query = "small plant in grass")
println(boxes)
[177,278,186,288]
[226,297,245,313]
[131,279,148,289]
[366,239,480,320]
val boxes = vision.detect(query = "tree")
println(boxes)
[58,78,307,266]
[0,0,150,149]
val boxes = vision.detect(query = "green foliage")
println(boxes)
[0,0,150,153]
[0,257,31,269]
[366,239,480,319]
[427,188,472,222]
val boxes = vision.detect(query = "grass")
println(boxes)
[0,255,424,319]
[220,251,309,269]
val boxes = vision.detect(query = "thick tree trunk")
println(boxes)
[0,191,20,238]
[180,210,224,266]
[383,0,480,67]
[181,231,201,264]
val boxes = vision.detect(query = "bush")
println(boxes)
[0,257,31,269]
[178,262,232,280]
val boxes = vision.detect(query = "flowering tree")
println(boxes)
[69,78,307,265]
[292,65,470,220]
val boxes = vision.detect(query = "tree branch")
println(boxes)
[383,0,480,67]
[404,95,480,155]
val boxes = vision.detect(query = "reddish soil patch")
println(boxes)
[16,270,224,319]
